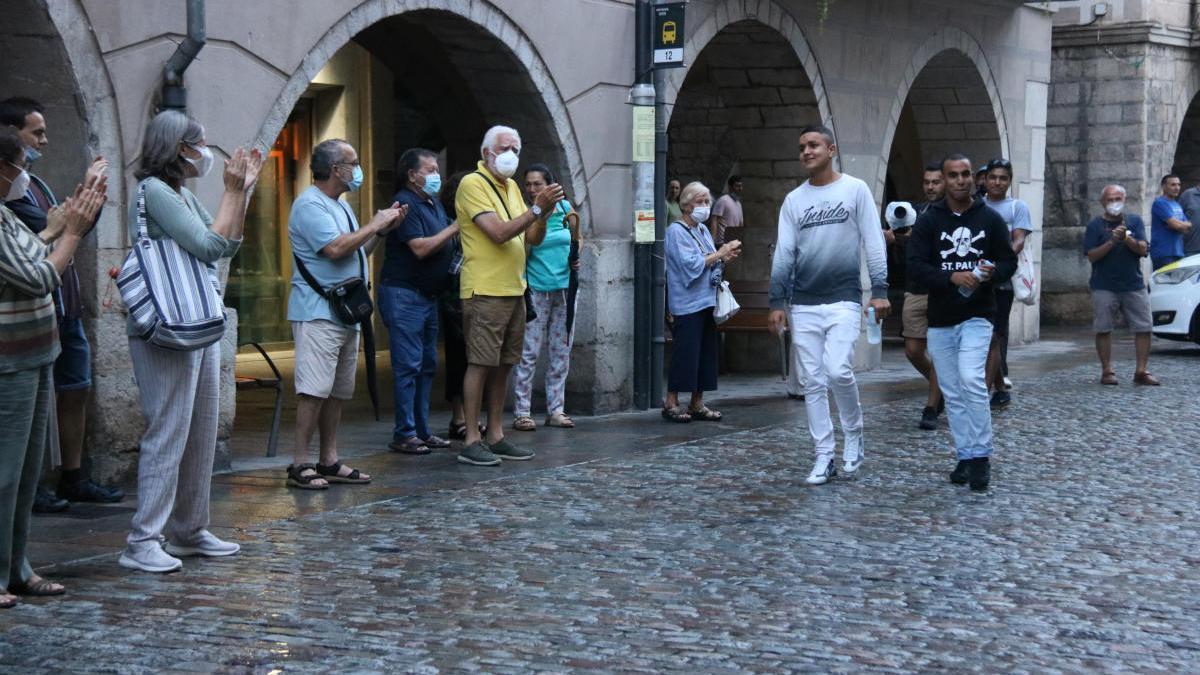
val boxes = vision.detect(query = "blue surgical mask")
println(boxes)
[421,172,442,197]
[24,146,41,165]
[346,164,364,192]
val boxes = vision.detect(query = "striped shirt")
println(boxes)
[0,204,61,374]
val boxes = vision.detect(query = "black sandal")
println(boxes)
[661,406,692,423]
[286,463,329,490]
[448,421,468,440]
[10,576,64,597]
[316,461,371,484]
[688,406,723,422]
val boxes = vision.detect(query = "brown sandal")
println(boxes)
[688,406,723,422]
[10,576,64,597]
[661,406,692,423]
[0,592,18,609]
[316,461,371,484]
[286,463,329,490]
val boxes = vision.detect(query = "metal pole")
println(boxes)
[632,0,654,409]
[651,66,667,408]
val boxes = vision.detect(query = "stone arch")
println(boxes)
[252,0,587,212]
[1167,74,1200,188]
[878,27,1010,201]
[662,0,832,131]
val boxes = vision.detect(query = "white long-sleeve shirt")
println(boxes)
[768,174,888,308]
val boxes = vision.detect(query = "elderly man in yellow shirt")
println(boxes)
[453,125,564,466]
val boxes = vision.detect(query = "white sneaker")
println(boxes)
[119,543,183,573]
[842,433,864,475]
[1003,376,1013,390]
[805,455,836,485]
[165,530,240,558]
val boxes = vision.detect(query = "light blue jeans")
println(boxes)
[927,317,994,460]
[378,284,438,441]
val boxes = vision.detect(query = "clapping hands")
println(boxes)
[223,146,265,193]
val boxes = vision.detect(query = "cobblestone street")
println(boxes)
[2,339,1199,672]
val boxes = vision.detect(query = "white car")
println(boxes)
[1149,253,1200,344]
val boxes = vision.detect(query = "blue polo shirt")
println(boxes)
[381,186,453,296]
[1083,215,1147,292]
[1150,196,1186,261]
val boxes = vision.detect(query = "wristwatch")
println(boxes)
[530,204,543,218]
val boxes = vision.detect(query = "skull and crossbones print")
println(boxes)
[940,227,986,259]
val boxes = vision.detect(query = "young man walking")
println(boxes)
[768,125,889,486]
[981,158,1034,408]
[907,155,1017,492]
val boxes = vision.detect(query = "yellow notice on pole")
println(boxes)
[632,106,655,163]
[634,209,656,243]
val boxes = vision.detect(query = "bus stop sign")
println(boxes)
[652,3,685,68]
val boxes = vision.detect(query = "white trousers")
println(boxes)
[790,302,864,458]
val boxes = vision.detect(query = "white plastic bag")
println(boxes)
[714,280,741,324]
[1013,247,1038,306]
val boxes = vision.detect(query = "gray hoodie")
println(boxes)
[768,173,888,308]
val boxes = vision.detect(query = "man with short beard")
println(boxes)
[767,125,889,486]
[906,155,1017,492]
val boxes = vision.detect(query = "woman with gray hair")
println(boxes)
[662,181,741,422]
[119,110,263,573]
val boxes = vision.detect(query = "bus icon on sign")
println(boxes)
[662,20,677,45]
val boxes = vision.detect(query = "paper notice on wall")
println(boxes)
[634,209,656,243]
[632,106,655,163]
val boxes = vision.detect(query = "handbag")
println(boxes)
[292,201,373,324]
[1012,245,1038,306]
[116,179,227,351]
[680,221,739,323]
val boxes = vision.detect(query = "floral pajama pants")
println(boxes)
[513,289,574,417]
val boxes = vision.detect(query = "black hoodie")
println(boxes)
[906,198,1017,329]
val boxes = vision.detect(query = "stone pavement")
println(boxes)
[2,334,1199,672]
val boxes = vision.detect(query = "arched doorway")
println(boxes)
[1171,92,1200,184]
[666,18,823,373]
[229,9,575,345]
[882,47,1006,334]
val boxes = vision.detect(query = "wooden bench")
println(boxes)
[716,279,789,378]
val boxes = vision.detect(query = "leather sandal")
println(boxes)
[1100,371,1118,386]
[513,416,536,432]
[286,464,329,490]
[315,461,371,484]
[545,412,575,428]
[10,576,65,597]
[1,592,19,609]
[688,406,723,422]
[661,406,692,423]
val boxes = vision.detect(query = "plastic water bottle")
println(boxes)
[958,260,991,298]
[866,306,882,345]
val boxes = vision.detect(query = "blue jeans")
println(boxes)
[379,285,439,441]
[927,318,994,460]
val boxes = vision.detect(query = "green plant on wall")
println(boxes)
[818,0,834,24]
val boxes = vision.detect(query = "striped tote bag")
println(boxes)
[116,180,226,350]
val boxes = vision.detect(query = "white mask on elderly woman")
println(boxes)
[2,163,31,202]
[690,205,711,223]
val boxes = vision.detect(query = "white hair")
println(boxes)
[481,125,521,156]
[1102,184,1127,199]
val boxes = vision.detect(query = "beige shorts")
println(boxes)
[292,320,359,399]
[463,295,525,367]
[901,292,929,339]
[1091,289,1152,333]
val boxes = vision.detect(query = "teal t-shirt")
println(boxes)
[526,200,573,292]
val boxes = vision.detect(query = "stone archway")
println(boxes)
[253,0,586,213]
[878,28,1010,203]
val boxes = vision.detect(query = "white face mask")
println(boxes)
[184,144,214,178]
[492,150,520,178]
[1105,201,1125,217]
[2,165,30,202]
[691,205,711,223]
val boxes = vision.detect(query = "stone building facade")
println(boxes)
[0,0,1052,481]
[1042,0,1200,322]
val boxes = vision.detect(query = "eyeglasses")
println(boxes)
[335,160,361,168]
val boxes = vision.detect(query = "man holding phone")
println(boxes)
[906,154,1016,492]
